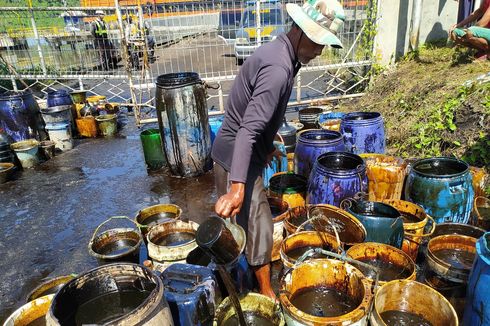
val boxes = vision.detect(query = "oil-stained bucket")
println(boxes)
[279,258,373,325]
[88,216,143,265]
[214,292,285,326]
[268,172,307,208]
[306,204,367,248]
[4,294,54,326]
[10,139,39,169]
[76,116,98,138]
[95,114,117,137]
[382,199,436,260]
[346,242,416,285]
[283,206,308,235]
[46,263,174,325]
[39,140,55,160]
[427,234,477,283]
[370,280,458,326]
[268,197,289,262]
[25,275,75,303]
[0,162,14,184]
[135,203,182,239]
[146,220,199,265]
[280,231,340,269]
[469,166,488,198]
[474,196,490,231]
[360,154,407,201]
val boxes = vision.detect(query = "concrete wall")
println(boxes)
[374,0,459,65]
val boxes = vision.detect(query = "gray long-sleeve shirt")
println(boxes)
[211,34,300,183]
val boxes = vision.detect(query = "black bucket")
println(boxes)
[299,107,323,130]
[195,216,240,265]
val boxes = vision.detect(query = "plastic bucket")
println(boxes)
[140,128,166,170]
[209,114,224,145]
[46,263,174,325]
[268,197,289,262]
[10,139,39,169]
[146,220,199,263]
[88,216,143,265]
[341,111,385,154]
[346,242,416,285]
[39,140,56,160]
[280,259,373,325]
[76,116,97,138]
[280,231,340,269]
[26,275,75,302]
[69,90,87,104]
[263,141,288,189]
[268,172,307,208]
[95,114,117,137]
[360,154,407,201]
[382,199,436,260]
[0,162,14,184]
[307,152,368,207]
[370,280,458,326]
[214,292,284,326]
[405,157,474,224]
[294,129,345,178]
[474,196,490,230]
[135,203,182,239]
[426,234,477,283]
[3,294,54,326]
[45,122,73,151]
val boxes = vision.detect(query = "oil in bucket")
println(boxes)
[354,258,412,282]
[290,286,359,317]
[154,231,195,246]
[379,310,433,326]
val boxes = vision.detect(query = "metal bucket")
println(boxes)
[10,139,39,169]
[474,196,490,230]
[268,172,307,208]
[40,105,73,124]
[135,203,182,239]
[155,72,212,177]
[3,294,54,326]
[432,222,485,239]
[0,162,14,184]
[25,275,75,303]
[45,122,73,152]
[39,140,56,160]
[360,154,407,201]
[214,292,285,326]
[298,107,323,130]
[370,280,458,326]
[69,90,87,104]
[46,263,174,326]
[346,242,416,285]
[88,216,143,265]
[382,199,436,260]
[76,116,98,138]
[268,197,289,262]
[280,231,340,269]
[146,220,199,264]
[95,114,117,137]
[280,258,373,325]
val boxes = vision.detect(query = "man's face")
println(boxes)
[297,34,325,65]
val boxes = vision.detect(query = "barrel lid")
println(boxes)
[196,216,224,248]
[156,72,201,88]
[269,173,307,194]
[343,111,381,121]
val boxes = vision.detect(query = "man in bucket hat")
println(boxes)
[212,0,345,299]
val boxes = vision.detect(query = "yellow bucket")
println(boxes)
[474,196,490,230]
[267,172,307,208]
[360,154,407,201]
[382,199,436,260]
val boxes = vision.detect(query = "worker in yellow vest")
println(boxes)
[91,10,115,70]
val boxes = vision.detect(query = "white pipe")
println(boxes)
[410,0,423,51]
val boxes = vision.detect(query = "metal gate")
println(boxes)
[0,0,376,125]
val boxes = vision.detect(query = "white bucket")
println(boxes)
[3,294,54,326]
[46,122,73,151]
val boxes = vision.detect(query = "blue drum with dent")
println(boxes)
[341,111,385,154]
[307,151,368,207]
[47,89,73,107]
[405,157,474,224]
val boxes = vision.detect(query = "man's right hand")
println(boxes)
[215,182,245,218]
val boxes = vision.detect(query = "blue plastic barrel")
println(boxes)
[263,141,288,188]
[0,95,30,142]
[318,111,345,124]
[47,89,73,107]
[156,72,212,177]
[209,114,224,145]
[307,151,368,207]
[405,157,474,224]
[463,232,490,326]
[294,129,345,178]
[344,200,405,248]
[161,263,220,326]
[341,111,385,154]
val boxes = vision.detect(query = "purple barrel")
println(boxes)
[294,129,345,178]
[341,112,385,154]
[307,151,368,207]
[47,89,73,108]
[0,94,30,142]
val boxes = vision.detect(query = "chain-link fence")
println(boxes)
[0,0,376,125]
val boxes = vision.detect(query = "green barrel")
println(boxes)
[140,128,166,170]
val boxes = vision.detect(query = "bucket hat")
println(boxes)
[286,0,345,48]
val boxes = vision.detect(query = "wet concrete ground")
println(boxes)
[0,114,218,321]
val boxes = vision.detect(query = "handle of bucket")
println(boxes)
[404,214,436,238]
[298,208,343,252]
[90,216,143,244]
[340,197,357,211]
[203,81,220,90]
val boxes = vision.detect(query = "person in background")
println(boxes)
[450,0,490,58]
[91,10,115,70]
[212,0,345,300]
